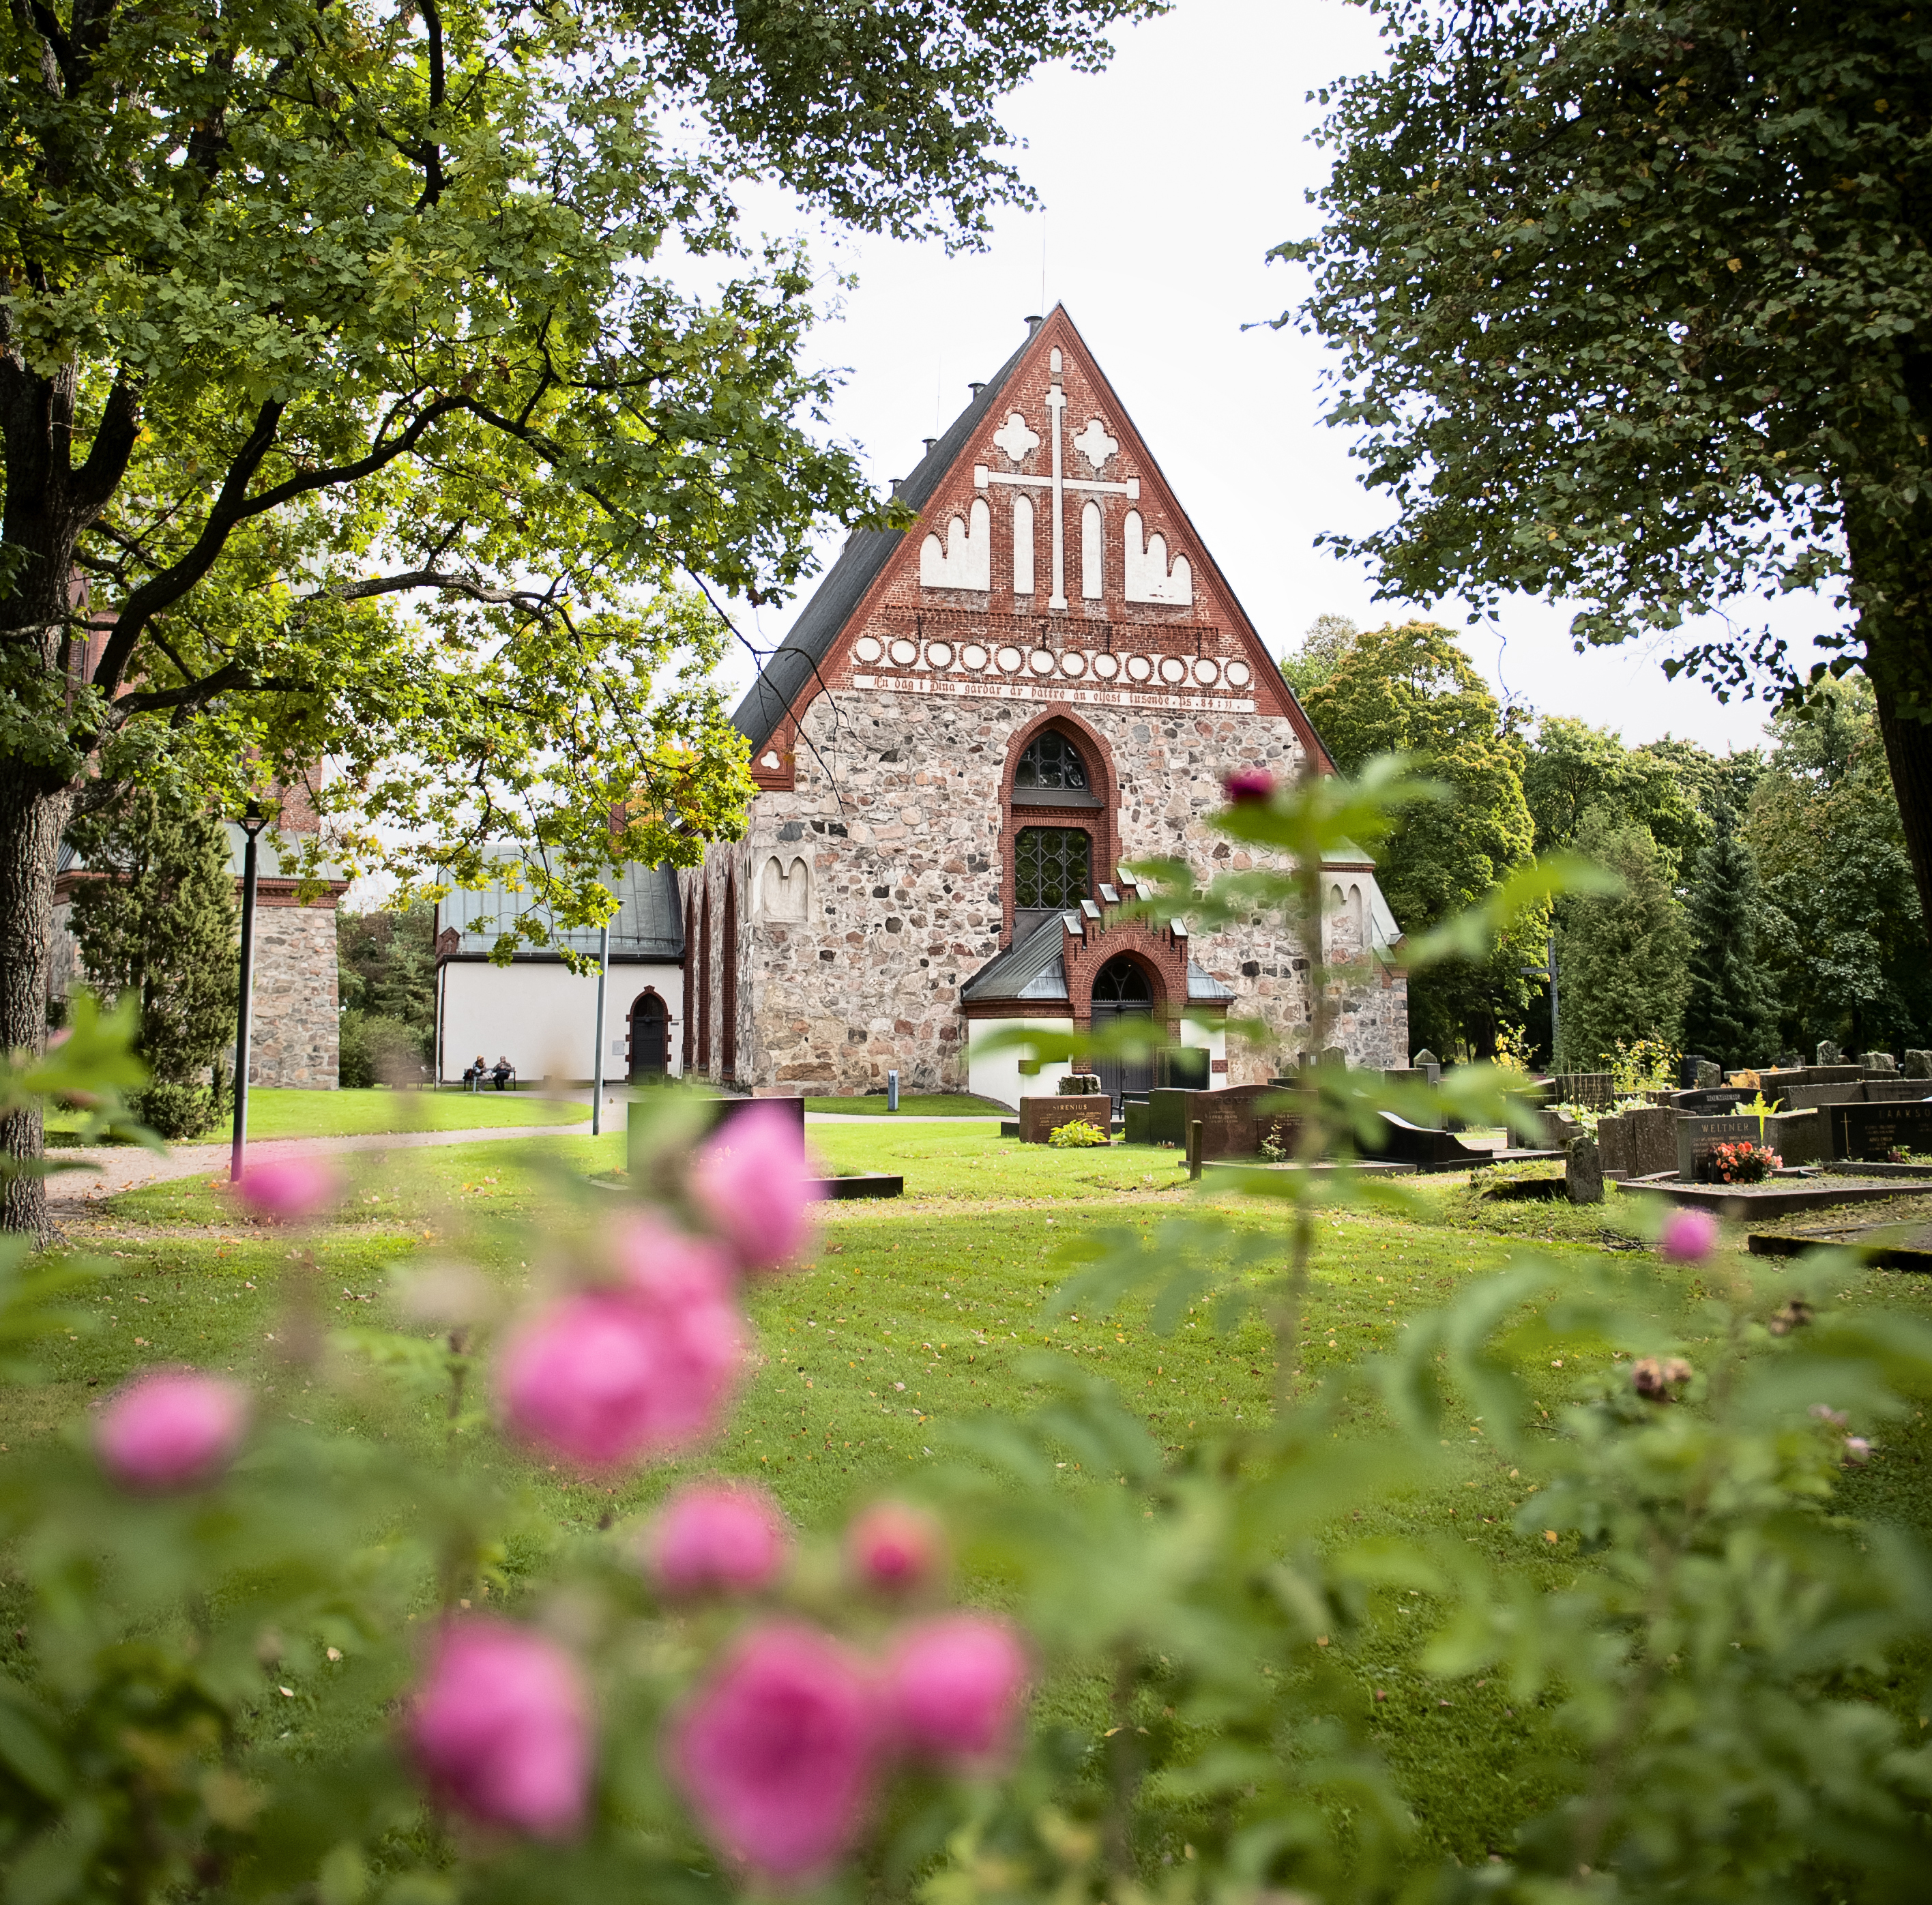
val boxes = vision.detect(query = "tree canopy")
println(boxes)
[1300,620,1540,1054]
[0,0,1157,1232]
[1285,0,1932,928]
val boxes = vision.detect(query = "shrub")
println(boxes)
[130,1079,222,1140]
[338,1009,430,1088]
[1046,1117,1110,1147]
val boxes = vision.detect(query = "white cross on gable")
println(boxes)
[974,347,1138,611]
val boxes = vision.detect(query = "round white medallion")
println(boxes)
[1092,652,1120,680]
[854,636,883,665]
[1059,650,1087,678]
[995,645,1024,673]
[1158,655,1188,684]
[1192,657,1220,686]
[888,637,919,667]
[926,641,954,669]
[961,643,989,670]
[1225,659,1252,688]
[1124,653,1153,682]
[1027,648,1056,675]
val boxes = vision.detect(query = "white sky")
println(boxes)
[713,0,1827,757]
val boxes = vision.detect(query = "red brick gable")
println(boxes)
[750,307,1330,770]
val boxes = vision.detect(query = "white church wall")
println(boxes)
[1178,1013,1227,1083]
[438,960,683,1084]
[967,1017,1075,1111]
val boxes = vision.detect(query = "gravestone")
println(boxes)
[1692,1058,1723,1089]
[1817,1039,1844,1066]
[1670,1087,1748,1114]
[1822,1099,1932,1163]
[1861,1051,1899,1074]
[1676,1114,1763,1182]
[1779,1051,1805,1070]
[1625,1105,1679,1177]
[1906,1050,1932,1080]
[1319,1046,1348,1068]
[1566,1134,1604,1204]
[1596,1114,1630,1176]
[1765,1107,1823,1166]
[1019,1097,1112,1144]
[1411,1048,1441,1084]
[1142,1084,1293,1158]
[1542,1107,1585,1153]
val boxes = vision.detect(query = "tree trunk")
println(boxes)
[0,770,72,1242]
[1872,677,1932,940]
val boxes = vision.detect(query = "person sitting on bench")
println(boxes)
[463,1054,488,1091]
[491,1056,514,1091]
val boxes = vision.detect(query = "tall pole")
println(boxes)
[229,804,270,1182]
[1548,935,1560,1071]
[591,916,611,1139]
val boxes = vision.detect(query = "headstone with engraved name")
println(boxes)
[1676,1114,1763,1182]
[1822,1099,1932,1162]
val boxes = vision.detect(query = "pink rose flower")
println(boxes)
[848,1500,945,1594]
[407,1618,592,1839]
[1220,766,1275,804]
[692,1105,813,1273]
[648,1480,791,1597]
[96,1369,248,1492]
[497,1245,742,1468]
[669,1622,881,1883]
[888,1615,1029,1767]
[231,1157,341,1223]
[1658,1207,1719,1266]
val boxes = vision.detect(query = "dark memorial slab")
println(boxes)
[1675,1115,1762,1181]
[1141,1084,1294,1159]
[1362,1113,1496,1168]
[1822,1098,1932,1161]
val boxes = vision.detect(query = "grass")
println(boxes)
[803,1092,1010,1117]
[20,1120,1932,1872]
[47,1085,591,1144]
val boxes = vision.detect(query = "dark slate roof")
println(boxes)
[1186,962,1235,1001]
[439,862,685,962]
[960,912,1075,1002]
[733,323,1041,753]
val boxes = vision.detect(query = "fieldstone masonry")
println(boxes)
[246,907,342,1088]
[685,308,1409,1096]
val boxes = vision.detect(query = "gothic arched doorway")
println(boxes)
[628,991,669,1082]
[1089,957,1156,1109]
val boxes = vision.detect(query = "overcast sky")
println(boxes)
[714,0,1826,758]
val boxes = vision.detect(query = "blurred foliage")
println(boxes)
[3,768,1930,1905]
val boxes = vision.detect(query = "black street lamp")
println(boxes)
[230,802,272,1182]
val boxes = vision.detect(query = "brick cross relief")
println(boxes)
[974,348,1139,612]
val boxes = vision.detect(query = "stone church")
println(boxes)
[682,308,1407,1106]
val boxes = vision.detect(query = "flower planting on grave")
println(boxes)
[1045,1118,1111,1148]
[1696,1139,1782,1186]
[2,768,1930,1905]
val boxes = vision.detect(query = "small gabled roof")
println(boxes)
[733,327,1037,754]
[1186,962,1235,1002]
[959,913,1075,1003]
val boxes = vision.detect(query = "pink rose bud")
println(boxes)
[1658,1208,1719,1266]
[96,1369,248,1492]
[648,1481,791,1597]
[498,1255,742,1470]
[407,1618,592,1839]
[888,1615,1029,1767]
[669,1622,881,1883]
[231,1157,341,1223]
[1220,767,1275,804]
[1843,1436,1871,1466]
[848,1500,945,1594]
[692,1105,813,1273]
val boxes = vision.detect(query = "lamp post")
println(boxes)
[591,901,619,1139]
[229,802,272,1182]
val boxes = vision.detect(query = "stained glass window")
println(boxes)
[1014,828,1091,910]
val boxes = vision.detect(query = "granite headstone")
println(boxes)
[1566,1135,1604,1204]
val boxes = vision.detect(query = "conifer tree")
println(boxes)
[1681,803,1775,1071]
[1555,810,1690,1071]
[68,789,238,1137]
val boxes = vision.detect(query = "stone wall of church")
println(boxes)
[684,686,1408,1094]
[246,907,341,1090]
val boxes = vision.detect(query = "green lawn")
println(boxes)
[48,1085,591,1144]
[20,1122,1932,1873]
[804,1091,1010,1117]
